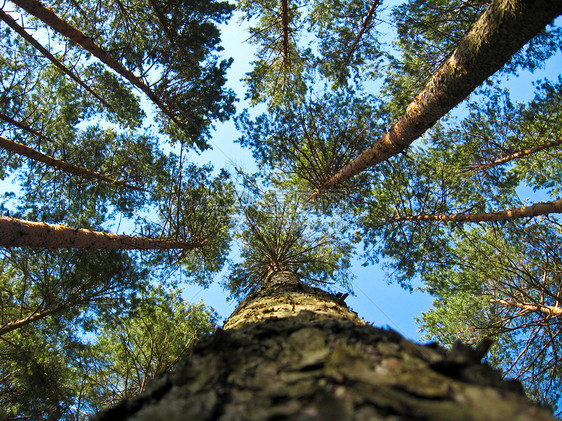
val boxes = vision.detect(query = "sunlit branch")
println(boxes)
[464,138,562,173]
[0,134,144,191]
[491,298,562,317]
[0,216,204,249]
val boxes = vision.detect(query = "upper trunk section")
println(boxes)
[223,271,362,330]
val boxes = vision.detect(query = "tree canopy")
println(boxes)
[0,0,561,418]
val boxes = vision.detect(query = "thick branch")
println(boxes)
[384,198,562,223]
[0,216,203,249]
[465,138,562,173]
[0,8,111,109]
[492,299,562,317]
[0,304,62,336]
[312,0,562,196]
[0,111,51,143]
[0,135,143,190]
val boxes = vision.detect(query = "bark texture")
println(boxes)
[280,0,290,68]
[0,216,201,250]
[313,0,562,195]
[93,272,554,421]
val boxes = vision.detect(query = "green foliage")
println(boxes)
[236,90,383,195]
[309,0,385,87]
[417,222,562,413]
[0,3,237,418]
[509,77,562,197]
[239,0,387,106]
[238,0,310,107]
[0,282,217,419]
[0,248,148,334]
[0,326,79,420]
[0,247,148,420]
[51,0,236,149]
[77,286,217,413]
[383,0,561,118]
[147,163,236,283]
[384,0,489,110]
[360,79,562,285]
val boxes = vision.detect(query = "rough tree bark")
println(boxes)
[93,271,555,420]
[0,216,203,250]
[280,0,290,69]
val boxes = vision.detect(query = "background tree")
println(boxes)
[74,286,217,415]
[417,221,562,411]
[9,0,236,149]
[226,189,353,300]
[0,248,147,419]
[0,1,236,418]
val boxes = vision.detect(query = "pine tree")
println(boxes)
[1,0,562,418]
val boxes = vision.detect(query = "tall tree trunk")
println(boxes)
[280,0,290,69]
[93,271,554,420]
[0,216,203,249]
[342,0,381,69]
[0,8,111,109]
[313,0,562,196]
[464,138,562,173]
[384,198,562,223]
[0,135,143,190]
[9,0,183,129]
